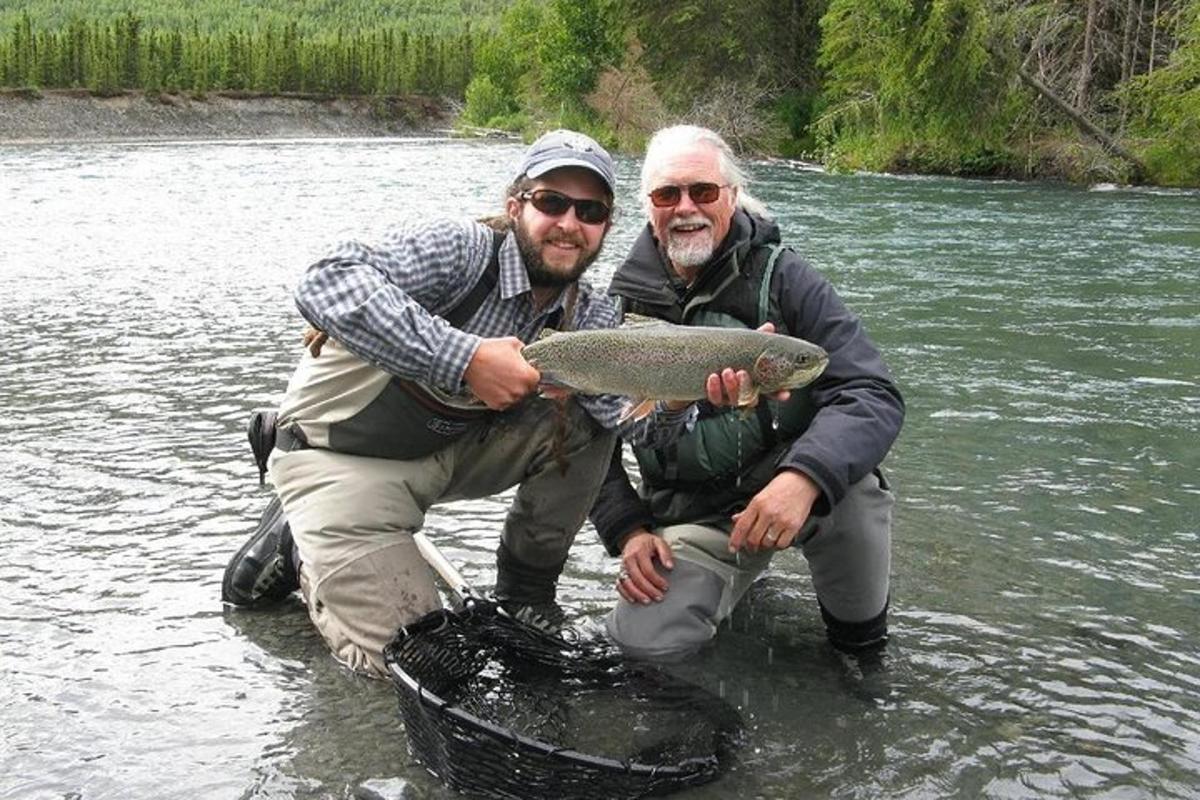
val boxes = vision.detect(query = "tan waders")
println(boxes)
[271,398,615,677]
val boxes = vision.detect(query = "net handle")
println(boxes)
[413,531,479,603]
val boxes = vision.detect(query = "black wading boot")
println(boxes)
[821,600,889,655]
[222,494,300,607]
[494,541,567,635]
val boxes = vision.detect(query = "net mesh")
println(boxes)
[383,599,742,799]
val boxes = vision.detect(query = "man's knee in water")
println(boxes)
[605,559,725,661]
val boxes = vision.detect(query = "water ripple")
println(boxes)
[1,140,1197,799]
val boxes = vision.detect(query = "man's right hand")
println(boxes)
[617,529,674,604]
[464,337,541,410]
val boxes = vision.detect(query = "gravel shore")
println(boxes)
[0,89,455,143]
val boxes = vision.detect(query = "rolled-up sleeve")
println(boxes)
[293,220,489,392]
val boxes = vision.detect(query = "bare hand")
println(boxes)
[303,325,329,357]
[616,529,674,604]
[704,367,758,407]
[729,470,821,553]
[463,337,540,410]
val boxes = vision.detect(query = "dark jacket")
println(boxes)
[590,210,905,554]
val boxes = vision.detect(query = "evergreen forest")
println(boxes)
[1,0,1197,187]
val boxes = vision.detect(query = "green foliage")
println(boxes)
[536,0,620,102]
[480,109,532,133]
[5,0,1197,186]
[0,0,509,35]
[911,0,993,134]
[514,100,618,154]
[463,73,512,125]
[1141,136,1200,186]
[465,0,543,121]
[817,120,1017,177]
[773,89,826,156]
[1120,1,1200,185]
[820,0,999,124]
[465,0,620,132]
[816,0,1015,175]
[622,0,827,108]
[0,11,489,97]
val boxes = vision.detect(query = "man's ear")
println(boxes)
[506,195,521,222]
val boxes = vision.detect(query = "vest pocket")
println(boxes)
[329,377,491,460]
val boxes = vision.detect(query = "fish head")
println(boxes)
[753,339,829,390]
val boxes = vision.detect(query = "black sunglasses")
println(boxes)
[647,182,729,208]
[519,189,611,225]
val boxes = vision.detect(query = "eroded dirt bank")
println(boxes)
[0,89,455,143]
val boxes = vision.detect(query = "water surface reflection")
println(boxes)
[1,138,1197,799]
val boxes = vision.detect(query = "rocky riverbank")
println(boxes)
[0,89,457,143]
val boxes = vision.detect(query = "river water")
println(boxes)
[1,138,1197,799]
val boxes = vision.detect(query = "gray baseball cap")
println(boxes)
[517,129,616,193]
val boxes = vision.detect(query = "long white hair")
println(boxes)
[639,125,771,219]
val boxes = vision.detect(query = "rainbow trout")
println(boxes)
[523,322,829,420]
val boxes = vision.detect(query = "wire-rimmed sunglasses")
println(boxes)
[647,182,730,208]
[519,189,612,225]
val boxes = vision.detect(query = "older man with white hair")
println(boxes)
[591,124,905,660]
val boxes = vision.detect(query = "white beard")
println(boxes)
[665,217,714,268]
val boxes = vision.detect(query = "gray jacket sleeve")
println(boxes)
[773,252,905,506]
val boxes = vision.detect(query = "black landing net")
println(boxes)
[383,598,743,799]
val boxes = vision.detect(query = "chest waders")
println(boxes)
[630,245,817,525]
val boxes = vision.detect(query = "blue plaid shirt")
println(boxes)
[294,218,694,445]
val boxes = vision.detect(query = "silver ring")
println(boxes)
[764,529,779,542]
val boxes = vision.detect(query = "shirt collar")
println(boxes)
[498,231,531,300]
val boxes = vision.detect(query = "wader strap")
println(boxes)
[757,245,784,327]
[657,443,680,483]
[748,245,785,453]
[444,228,504,329]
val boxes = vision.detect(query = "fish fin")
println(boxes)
[537,372,568,387]
[538,384,574,401]
[533,328,560,342]
[736,382,761,408]
[620,312,669,329]
[617,398,657,424]
[536,374,574,400]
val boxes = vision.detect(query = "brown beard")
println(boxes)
[513,218,601,289]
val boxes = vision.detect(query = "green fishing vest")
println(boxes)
[628,245,817,520]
